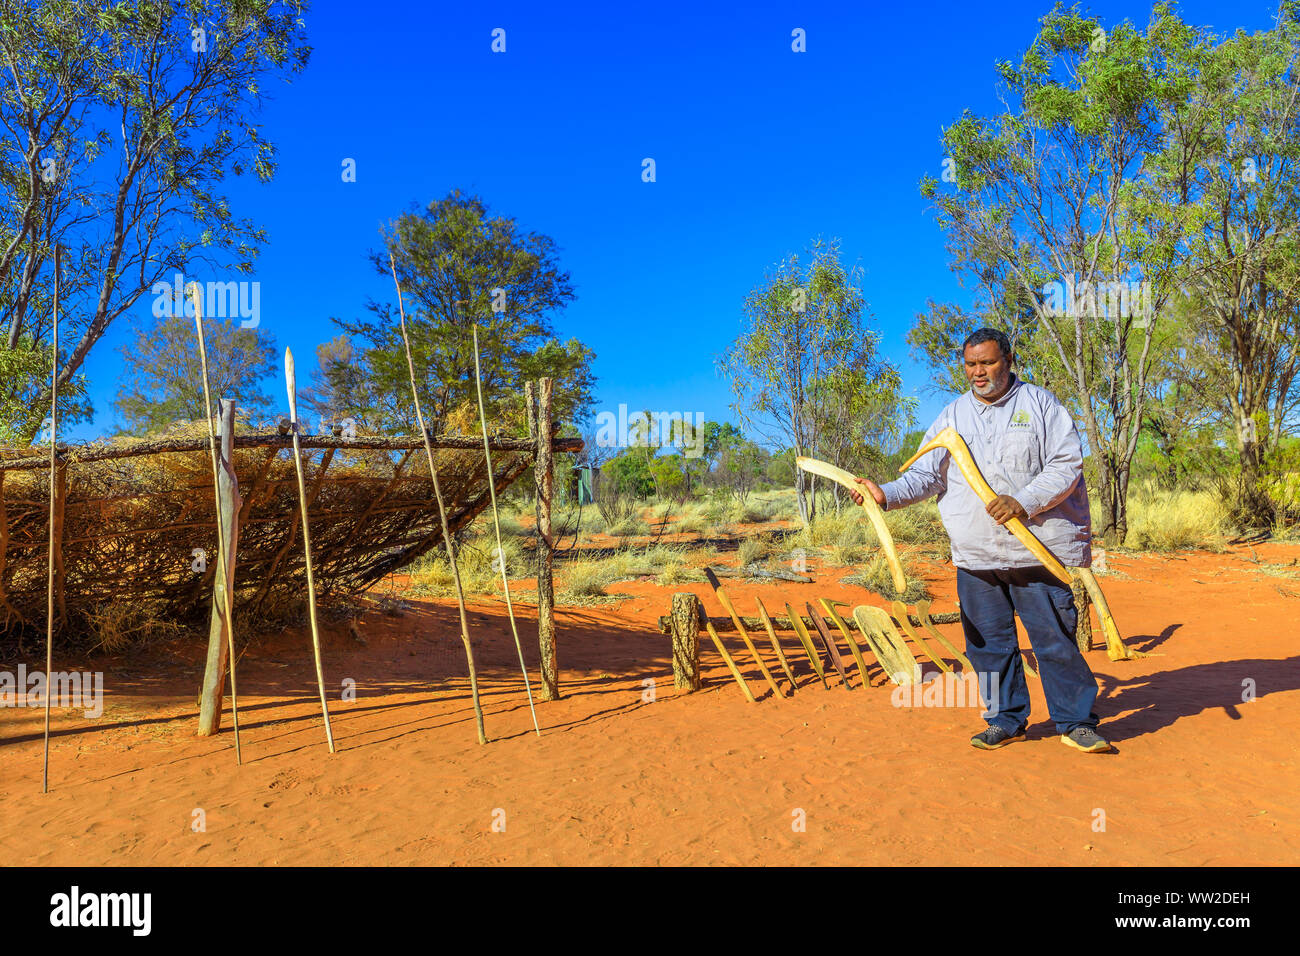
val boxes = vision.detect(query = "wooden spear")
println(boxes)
[284,348,336,753]
[388,254,487,745]
[471,324,540,735]
[189,284,242,764]
[42,246,59,794]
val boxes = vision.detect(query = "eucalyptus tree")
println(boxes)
[1144,4,1300,524]
[919,5,1194,543]
[721,237,907,524]
[331,190,594,434]
[0,0,311,440]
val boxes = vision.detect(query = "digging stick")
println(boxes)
[703,568,782,697]
[704,621,756,702]
[784,602,829,688]
[389,255,487,744]
[471,325,540,735]
[190,284,242,764]
[285,348,336,754]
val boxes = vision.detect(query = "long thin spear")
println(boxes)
[472,324,540,736]
[388,253,487,745]
[42,246,59,794]
[285,348,336,753]
[189,284,242,764]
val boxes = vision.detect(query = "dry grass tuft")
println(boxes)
[841,552,931,603]
[1119,484,1230,551]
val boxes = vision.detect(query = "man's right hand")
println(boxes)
[850,477,886,508]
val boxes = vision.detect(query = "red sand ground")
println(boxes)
[2,540,1298,866]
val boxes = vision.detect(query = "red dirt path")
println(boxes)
[2,542,1298,865]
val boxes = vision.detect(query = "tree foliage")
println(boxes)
[113,313,277,434]
[721,237,909,523]
[324,191,595,435]
[0,0,310,440]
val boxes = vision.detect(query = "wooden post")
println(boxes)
[670,592,701,690]
[535,378,558,701]
[198,399,240,736]
[1070,571,1093,653]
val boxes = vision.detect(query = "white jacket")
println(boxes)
[879,375,1092,571]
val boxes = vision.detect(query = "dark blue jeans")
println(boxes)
[957,566,1100,735]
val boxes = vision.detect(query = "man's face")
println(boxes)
[963,340,1013,401]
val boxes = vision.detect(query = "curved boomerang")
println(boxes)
[899,426,1072,585]
[796,456,907,593]
[901,427,1143,659]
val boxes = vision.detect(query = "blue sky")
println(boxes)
[76,0,1276,445]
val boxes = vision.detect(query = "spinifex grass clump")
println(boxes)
[408,530,529,596]
[843,552,931,603]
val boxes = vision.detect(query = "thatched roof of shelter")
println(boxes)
[0,425,580,640]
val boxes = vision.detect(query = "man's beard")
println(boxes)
[972,368,1010,398]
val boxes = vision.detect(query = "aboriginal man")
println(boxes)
[850,328,1110,753]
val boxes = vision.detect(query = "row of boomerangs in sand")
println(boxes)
[36,252,535,793]
[701,565,982,696]
[694,437,1142,701]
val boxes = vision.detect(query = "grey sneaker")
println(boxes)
[1061,726,1112,753]
[970,725,1026,750]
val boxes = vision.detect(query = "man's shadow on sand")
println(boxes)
[1085,650,1300,743]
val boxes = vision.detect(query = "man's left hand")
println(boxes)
[986,494,1028,526]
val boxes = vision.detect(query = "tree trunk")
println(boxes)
[670,592,701,690]
[198,400,239,735]
[1093,455,1120,547]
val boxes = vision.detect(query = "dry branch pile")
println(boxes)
[0,425,569,644]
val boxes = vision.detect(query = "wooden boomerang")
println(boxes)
[1073,566,1147,660]
[914,599,976,673]
[704,620,756,702]
[806,602,851,689]
[898,427,1071,585]
[754,597,799,689]
[784,602,829,688]
[820,598,878,688]
[703,568,783,697]
[890,600,952,674]
[796,456,907,593]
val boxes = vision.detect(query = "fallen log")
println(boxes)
[707,564,813,584]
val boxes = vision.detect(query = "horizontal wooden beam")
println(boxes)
[0,432,584,471]
[655,608,962,635]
